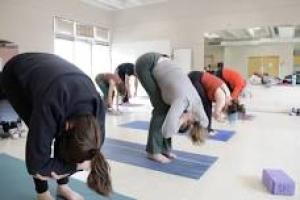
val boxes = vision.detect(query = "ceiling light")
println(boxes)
[204,32,220,39]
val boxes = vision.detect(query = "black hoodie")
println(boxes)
[3,53,105,176]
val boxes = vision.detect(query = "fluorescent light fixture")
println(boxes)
[220,37,300,46]
[251,27,262,31]
[247,27,262,37]
[204,32,220,39]
[80,0,168,10]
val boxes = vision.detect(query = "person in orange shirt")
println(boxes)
[188,71,231,133]
[215,63,246,100]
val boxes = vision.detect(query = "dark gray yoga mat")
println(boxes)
[0,154,134,200]
[0,100,19,121]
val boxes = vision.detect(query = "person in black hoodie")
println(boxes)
[1,53,111,200]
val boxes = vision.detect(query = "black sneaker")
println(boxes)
[0,131,11,139]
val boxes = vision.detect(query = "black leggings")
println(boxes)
[1,60,69,194]
[188,71,213,131]
[34,177,69,193]
[1,121,18,132]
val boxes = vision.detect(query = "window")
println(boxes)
[54,17,111,79]
[92,44,111,77]
[74,40,92,75]
[54,38,74,63]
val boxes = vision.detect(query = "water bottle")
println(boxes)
[228,112,238,124]
[292,73,297,86]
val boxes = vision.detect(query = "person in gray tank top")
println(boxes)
[135,52,209,163]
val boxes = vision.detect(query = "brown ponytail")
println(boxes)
[189,122,207,144]
[58,114,112,196]
[88,151,112,196]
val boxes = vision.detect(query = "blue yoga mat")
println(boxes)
[0,154,134,200]
[0,100,19,122]
[103,138,217,179]
[209,129,235,142]
[119,103,144,107]
[119,120,235,142]
[120,120,149,130]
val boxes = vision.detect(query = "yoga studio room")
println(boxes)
[0,0,300,199]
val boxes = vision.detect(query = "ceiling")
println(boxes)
[205,25,300,46]
[80,0,168,10]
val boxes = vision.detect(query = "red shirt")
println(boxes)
[201,72,224,101]
[222,68,246,99]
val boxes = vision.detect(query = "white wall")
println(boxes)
[111,39,171,70]
[244,85,300,113]
[2,0,300,72]
[111,39,171,96]
[205,45,225,66]
[112,0,300,69]
[0,0,112,53]
[224,44,294,78]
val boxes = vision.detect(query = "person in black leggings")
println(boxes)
[188,71,232,133]
[2,53,111,200]
[188,71,213,132]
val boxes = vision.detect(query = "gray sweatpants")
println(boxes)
[135,53,171,154]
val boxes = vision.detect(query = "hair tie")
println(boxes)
[90,149,98,157]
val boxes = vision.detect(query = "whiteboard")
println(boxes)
[173,48,192,73]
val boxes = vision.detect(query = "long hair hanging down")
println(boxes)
[189,121,207,144]
[227,99,246,115]
[88,150,111,195]
[59,114,112,196]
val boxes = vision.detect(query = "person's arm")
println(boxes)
[231,82,245,100]
[220,83,232,105]
[162,98,189,138]
[124,74,131,98]
[220,83,231,97]
[108,79,116,108]
[213,87,226,121]
[26,106,76,177]
[115,88,120,111]
[134,76,138,96]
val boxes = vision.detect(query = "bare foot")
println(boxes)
[107,109,122,116]
[162,152,177,159]
[147,153,171,163]
[57,184,84,200]
[37,191,54,200]
[208,130,217,136]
